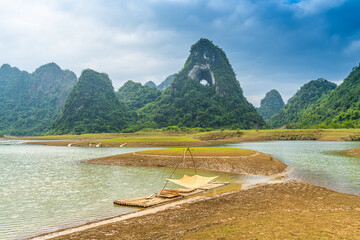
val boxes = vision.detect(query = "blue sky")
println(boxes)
[0,0,359,106]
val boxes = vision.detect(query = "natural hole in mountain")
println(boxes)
[196,69,213,86]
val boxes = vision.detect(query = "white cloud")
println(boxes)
[0,0,187,88]
[288,0,346,15]
[344,39,360,55]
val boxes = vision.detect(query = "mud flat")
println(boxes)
[87,147,287,176]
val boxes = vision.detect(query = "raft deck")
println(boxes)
[114,181,228,208]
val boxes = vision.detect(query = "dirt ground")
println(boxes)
[87,149,287,176]
[51,181,360,240]
[345,146,360,157]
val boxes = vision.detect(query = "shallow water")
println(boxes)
[225,141,360,195]
[0,142,248,240]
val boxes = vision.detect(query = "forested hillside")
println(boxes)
[0,63,76,135]
[269,78,337,128]
[50,69,134,134]
[140,38,265,129]
[116,81,161,109]
[296,65,360,128]
[256,89,284,121]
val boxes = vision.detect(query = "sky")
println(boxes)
[0,0,359,106]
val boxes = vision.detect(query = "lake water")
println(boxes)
[225,141,360,195]
[0,141,247,240]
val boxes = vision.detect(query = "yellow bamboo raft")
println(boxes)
[114,181,228,208]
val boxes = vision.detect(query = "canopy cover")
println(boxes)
[167,174,218,189]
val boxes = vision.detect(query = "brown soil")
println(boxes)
[51,181,360,240]
[344,146,360,157]
[87,149,286,176]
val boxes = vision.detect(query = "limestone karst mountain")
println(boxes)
[257,89,284,122]
[295,65,360,128]
[116,80,161,110]
[0,63,77,135]
[157,74,175,91]
[269,78,337,128]
[140,38,265,129]
[145,81,157,88]
[50,69,134,134]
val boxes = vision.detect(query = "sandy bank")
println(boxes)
[38,180,360,240]
[344,146,360,157]
[87,148,287,176]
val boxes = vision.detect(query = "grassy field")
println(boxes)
[138,147,255,156]
[19,128,360,144]
[20,133,125,140]
[99,136,199,143]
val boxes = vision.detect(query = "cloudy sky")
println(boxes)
[0,0,359,106]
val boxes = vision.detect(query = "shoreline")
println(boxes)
[86,149,287,176]
[29,169,290,240]
[29,179,360,240]
[28,147,360,239]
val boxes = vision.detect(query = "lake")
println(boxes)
[225,141,360,195]
[0,141,246,239]
[1,140,359,239]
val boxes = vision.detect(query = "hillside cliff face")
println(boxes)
[0,63,76,135]
[157,74,175,91]
[257,89,284,121]
[50,69,133,134]
[141,38,265,129]
[144,81,157,88]
[269,78,336,128]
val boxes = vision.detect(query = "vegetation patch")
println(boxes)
[272,134,320,140]
[348,134,360,141]
[139,147,255,156]
[100,136,199,143]
[193,130,243,140]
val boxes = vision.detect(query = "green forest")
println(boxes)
[49,69,135,135]
[0,63,76,136]
[269,78,337,128]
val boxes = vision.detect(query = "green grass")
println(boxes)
[20,128,360,141]
[100,136,200,143]
[140,147,255,156]
[20,133,126,140]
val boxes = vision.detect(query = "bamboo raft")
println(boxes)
[114,181,228,208]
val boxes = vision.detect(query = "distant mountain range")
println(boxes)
[1,39,359,136]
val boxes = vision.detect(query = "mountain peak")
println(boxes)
[34,62,61,73]
[257,89,284,121]
[189,38,219,65]
[140,39,265,129]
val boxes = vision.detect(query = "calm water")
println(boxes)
[225,141,360,195]
[0,141,247,240]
